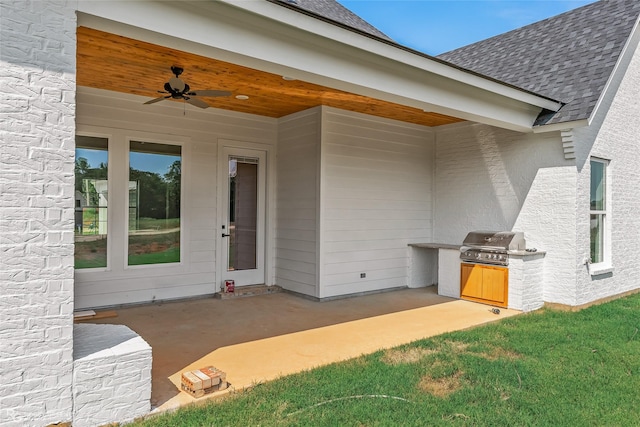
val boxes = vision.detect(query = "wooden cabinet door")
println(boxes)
[482,266,508,305]
[460,263,508,307]
[461,263,482,299]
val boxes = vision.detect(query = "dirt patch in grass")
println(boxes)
[440,339,521,362]
[443,340,470,352]
[418,370,464,398]
[382,348,436,365]
[472,346,522,361]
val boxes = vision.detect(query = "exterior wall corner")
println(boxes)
[0,1,77,425]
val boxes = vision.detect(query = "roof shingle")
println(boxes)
[437,0,640,126]
[272,0,392,40]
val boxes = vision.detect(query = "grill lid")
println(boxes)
[461,231,525,251]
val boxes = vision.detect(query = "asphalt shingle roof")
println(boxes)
[272,0,639,127]
[437,0,640,126]
[271,0,392,40]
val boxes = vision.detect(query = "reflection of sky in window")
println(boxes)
[76,148,107,168]
[76,148,180,176]
[130,152,180,176]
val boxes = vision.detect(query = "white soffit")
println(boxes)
[76,0,561,132]
[225,0,560,110]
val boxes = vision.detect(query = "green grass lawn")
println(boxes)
[131,293,640,426]
[128,246,180,266]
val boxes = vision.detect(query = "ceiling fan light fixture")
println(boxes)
[144,66,232,108]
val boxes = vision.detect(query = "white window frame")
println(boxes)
[589,157,612,274]
[125,137,186,270]
[74,132,112,272]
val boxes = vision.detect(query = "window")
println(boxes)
[590,159,608,265]
[75,136,109,269]
[128,141,181,266]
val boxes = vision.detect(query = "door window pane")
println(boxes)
[128,141,181,266]
[228,156,258,271]
[75,136,109,269]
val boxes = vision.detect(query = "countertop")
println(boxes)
[408,243,545,257]
[508,249,546,257]
[408,243,461,250]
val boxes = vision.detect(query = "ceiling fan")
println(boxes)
[144,66,232,108]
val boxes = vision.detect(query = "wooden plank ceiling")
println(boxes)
[77,27,463,127]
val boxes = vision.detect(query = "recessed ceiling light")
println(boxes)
[235,95,249,100]
[282,76,296,81]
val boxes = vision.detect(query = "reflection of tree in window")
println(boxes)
[128,141,181,266]
[74,136,109,269]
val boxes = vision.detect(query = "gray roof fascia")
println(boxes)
[237,0,563,112]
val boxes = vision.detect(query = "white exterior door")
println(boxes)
[218,145,266,288]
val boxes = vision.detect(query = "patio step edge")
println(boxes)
[214,284,283,300]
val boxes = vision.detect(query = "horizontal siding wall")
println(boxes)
[275,109,320,297]
[75,88,276,309]
[433,122,576,305]
[320,107,434,298]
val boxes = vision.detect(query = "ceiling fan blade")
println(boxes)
[144,96,170,105]
[185,97,209,109]
[188,90,232,97]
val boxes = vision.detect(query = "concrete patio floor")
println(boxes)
[88,287,520,412]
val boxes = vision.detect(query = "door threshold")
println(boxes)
[214,284,283,300]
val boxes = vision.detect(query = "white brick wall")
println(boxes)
[573,36,640,305]
[0,1,77,425]
[73,324,152,427]
[508,253,545,312]
[433,37,640,308]
[433,122,577,305]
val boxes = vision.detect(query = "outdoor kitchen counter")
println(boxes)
[508,250,546,256]
[408,243,462,299]
[409,243,546,312]
[409,243,461,250]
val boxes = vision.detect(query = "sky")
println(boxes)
[77,148,179,176]
[337,0,597,55]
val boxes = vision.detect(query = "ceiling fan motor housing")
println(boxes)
[143,66,231,108]
[164,81,190,97]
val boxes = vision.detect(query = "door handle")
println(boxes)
[222,233,230,237]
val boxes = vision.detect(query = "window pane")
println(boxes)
[128,141,181,266]
[75,136,108,269]
[590,160,605,211]
[590,214,604,264]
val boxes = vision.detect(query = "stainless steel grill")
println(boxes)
[459,231,525,266]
